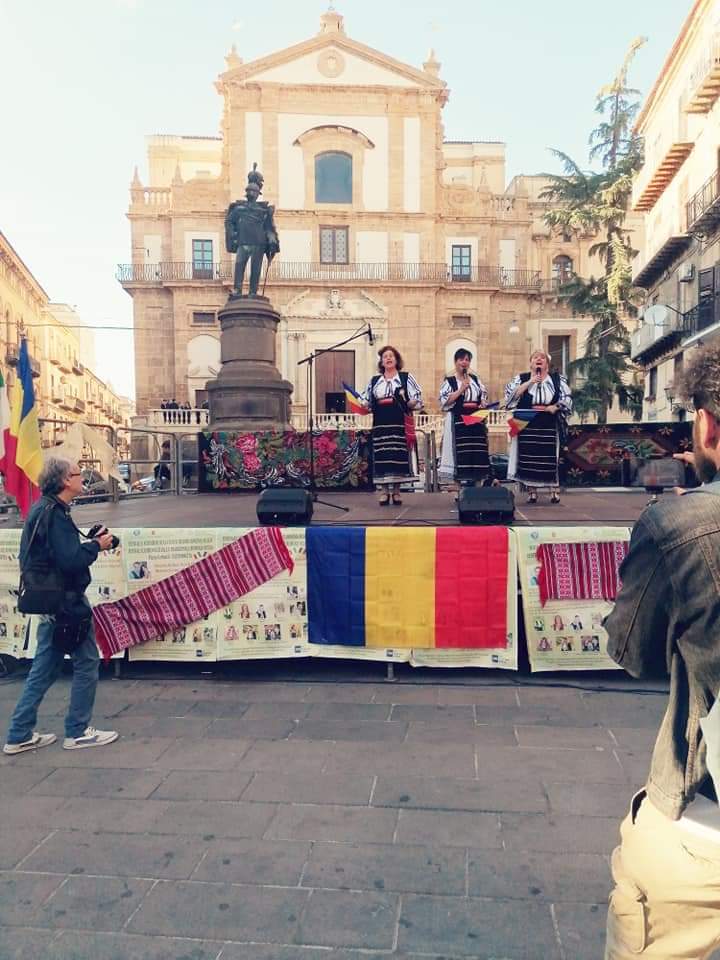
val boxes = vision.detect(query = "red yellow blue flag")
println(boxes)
[0,340,42,516]
[342,381,369,415]
[461,401,499,427]
[507,409,540,437]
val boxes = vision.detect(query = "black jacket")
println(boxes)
[20,496,99,617]
[604,475,720,819]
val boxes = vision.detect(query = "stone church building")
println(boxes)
[119,10,600,419]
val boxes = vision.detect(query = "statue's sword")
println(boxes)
[261,252,276,297]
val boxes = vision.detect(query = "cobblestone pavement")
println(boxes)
[0,665,668,960]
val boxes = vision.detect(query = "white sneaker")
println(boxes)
[63,726,119,750]
[3,732,57,755]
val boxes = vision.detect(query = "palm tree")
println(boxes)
[541,39,646,422]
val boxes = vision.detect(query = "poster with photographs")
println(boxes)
[215,527,311,660]
[0,529,34,659]
[411,532,519,669]
[516,526,630,673]
[126,527,219,662]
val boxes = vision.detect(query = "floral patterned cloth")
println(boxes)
[199,430,372,491]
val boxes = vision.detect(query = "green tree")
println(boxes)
[541,38,646,423]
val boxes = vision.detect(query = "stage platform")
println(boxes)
[59,487,652,530]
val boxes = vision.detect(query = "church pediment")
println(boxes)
[283,288,388,320]
[219,16,446,94]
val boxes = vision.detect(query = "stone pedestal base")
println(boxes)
[206,296,293,432]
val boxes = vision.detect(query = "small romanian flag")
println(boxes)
[342,382,369,415]
[507,409,540,437]
[307,526,511,649]
[461,401,499,427]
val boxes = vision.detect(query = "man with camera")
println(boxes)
[604,345,720,958]
[3,457,119,754]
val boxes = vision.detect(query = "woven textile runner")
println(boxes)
[93,527,294,658]
[536,541,629,607]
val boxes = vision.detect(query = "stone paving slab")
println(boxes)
[0,672,671,958]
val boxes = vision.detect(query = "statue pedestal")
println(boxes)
[206,296,293,432]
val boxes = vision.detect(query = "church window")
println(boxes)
[320,227,349,264]
[315,152,352,204]
[192,239,213,279]
[552,255,574,285]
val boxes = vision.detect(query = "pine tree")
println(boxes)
[541,39,646,423]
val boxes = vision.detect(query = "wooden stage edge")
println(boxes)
[62,488,655,530]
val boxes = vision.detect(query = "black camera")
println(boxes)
[87,524,120,550]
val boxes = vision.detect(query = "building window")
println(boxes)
[697,267,717,331]
[315,152,352,204]
[451,315,472,329]
[552,255,574,286]
[648,366,658,400]
[192,239,213,279]
[548,335,571,375]
[192,311,216,325]
[451,245,471,282]
[320,227,349,264]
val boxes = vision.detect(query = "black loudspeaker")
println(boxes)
[457,486,515,524]
[256,489,314,525]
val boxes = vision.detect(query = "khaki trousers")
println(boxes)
[605,791,720,959]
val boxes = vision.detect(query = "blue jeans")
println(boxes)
[6,617,100,743]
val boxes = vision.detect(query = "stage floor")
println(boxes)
[55,487,654,529]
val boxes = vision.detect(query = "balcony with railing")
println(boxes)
[632,118,694,213]
[684,295,720,339]
[685,32,720,114]
[147,408,210,429]
[117,260,547,291]
[630,309,689,364]
[687,169,720,234]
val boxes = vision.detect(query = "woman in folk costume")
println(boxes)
[439,348,491,486]
[361,345,422,506]
[504,348,572,504]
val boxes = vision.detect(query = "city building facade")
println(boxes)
[630,0,720,420]
[120,11,604,424]
[0,232,133,450]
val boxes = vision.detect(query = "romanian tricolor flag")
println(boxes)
[461,401,500,427]
[0,340,43,516]
[507,409,540,437]
[307,526,510,649]
[342,382,369,415]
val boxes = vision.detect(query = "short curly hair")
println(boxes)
[377,345,403,373]
[678,345,720,420]
[39,457,73,496]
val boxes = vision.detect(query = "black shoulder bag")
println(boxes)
[17,501,65,615]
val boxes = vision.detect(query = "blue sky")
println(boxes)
[0,0,690,398]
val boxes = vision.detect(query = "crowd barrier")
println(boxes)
[0,524,627,673]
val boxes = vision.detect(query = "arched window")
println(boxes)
[552,255,574,285]
[315,152,352,204]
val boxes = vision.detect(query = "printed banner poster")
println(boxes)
[516,526,629,672]
[125,528,219,662]
[215,527,311,661]
[0,529,33,658]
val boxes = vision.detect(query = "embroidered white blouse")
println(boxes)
[504,373,572,416]
[439,375,489,411]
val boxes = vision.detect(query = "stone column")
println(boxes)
[206,296,293,431]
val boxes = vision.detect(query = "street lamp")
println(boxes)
[664,383,688,416]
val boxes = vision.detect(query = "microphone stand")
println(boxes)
[297,326,375,512]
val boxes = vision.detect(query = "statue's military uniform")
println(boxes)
[225,169,279,297]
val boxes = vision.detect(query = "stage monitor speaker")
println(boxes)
[458,486,515,524]
[256,489,314,526]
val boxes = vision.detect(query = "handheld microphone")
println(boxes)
[367,324,375,345]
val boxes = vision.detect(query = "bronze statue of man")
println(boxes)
[225,165,280,298]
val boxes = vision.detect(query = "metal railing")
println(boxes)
[686,169,720,230]
[117,260,547,290]
[684,297,720,337]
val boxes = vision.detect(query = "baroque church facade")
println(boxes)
[120,10,600,419]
